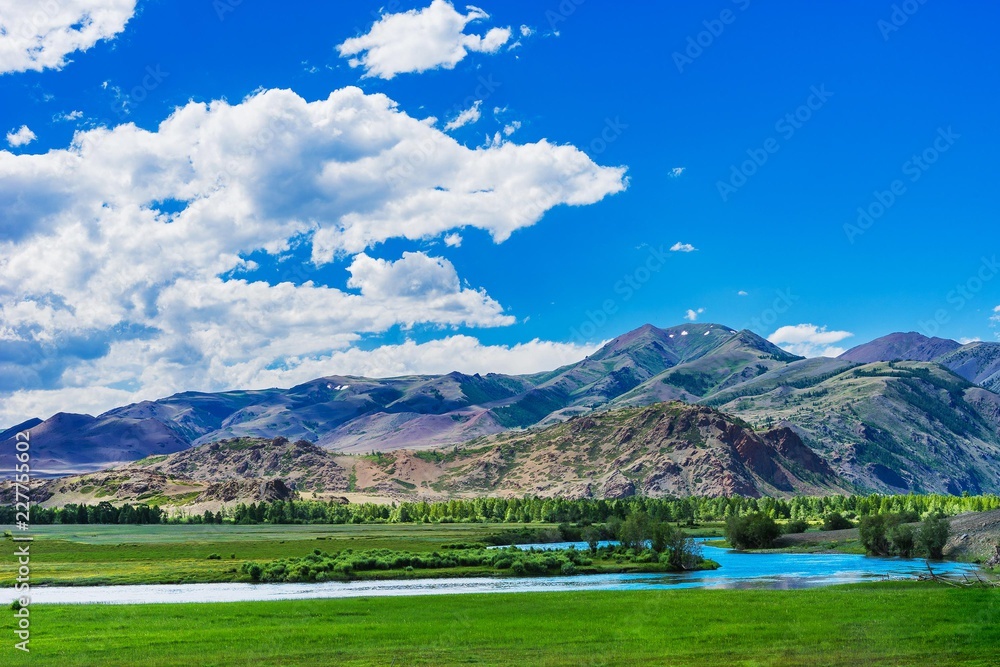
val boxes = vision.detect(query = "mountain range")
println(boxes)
[4,324,1000,496]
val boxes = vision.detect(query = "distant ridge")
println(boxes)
[4,322,1000,495]
[839,332,961,363]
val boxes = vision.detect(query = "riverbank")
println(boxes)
[5,584,997,666]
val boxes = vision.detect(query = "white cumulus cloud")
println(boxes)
[767,324,854,358]
[0,0,136,74]
[337,0,511,79]
[6,125,36,147]
[670,242,696,252]
[0,85,625,424]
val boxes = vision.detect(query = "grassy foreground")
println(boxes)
[4,584,999,666]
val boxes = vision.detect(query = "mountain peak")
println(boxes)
[838,332,960,363]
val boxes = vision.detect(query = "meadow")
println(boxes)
[3,584,997,666]
[0,523,551,586]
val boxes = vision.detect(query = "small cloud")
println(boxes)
[444,100,483,131]
[737,290,748,296]
[669,167,685,178]
[443,232,463,247]
[503,120,521,137]
[337,1,512,80]
[684,308,704,322]
[55,110,83,122]
[767,324,854,358]
[520,25,534,37]
[670,242,696,253]
[6,125,36,147]
[959,337,981,345]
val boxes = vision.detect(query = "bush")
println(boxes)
[725,513,780,550]
[783,519,809,534]
[560,561,578,576]
[821,512,854,531]
[207,553,222,560]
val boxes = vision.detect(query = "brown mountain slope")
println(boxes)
[428,402,850,498]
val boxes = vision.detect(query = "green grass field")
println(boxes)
[0,523,726,586]
[4,584,997,666]
[0,523,546,586]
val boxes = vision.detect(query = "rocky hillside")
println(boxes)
[126,437,349,492]
[707,361,1000,494]
[429,402,850,499]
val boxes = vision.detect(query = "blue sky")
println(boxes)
[0,0,998,423]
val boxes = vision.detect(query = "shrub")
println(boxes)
[725,513,780,550]
[821,512,854,531]
[207,553,222,560]
[560,561,578,576]
[783,519,809,534]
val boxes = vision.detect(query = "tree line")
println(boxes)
[4,492,997,526]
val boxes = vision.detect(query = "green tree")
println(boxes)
[888,523,915,558]
[619,512,650,550]
[917,513,950,559]
[859,515,890,556]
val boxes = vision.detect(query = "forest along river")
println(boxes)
[18,539,979,605]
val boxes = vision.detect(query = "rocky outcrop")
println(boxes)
[601,470,636,498]
[198,478,294,503]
